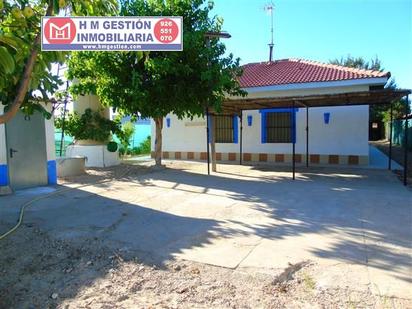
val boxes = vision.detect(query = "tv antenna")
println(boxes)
[264,2,275,62]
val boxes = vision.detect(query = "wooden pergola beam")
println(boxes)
[204,88,410,184]
[219,89,410,114]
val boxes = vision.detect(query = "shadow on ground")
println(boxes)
[0,163,411,306]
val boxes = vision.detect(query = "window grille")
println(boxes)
[265,112,293,143]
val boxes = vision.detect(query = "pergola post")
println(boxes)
[306,106,309,168]
[239,111,243,165]
[203,31,231,175]
[389,103,393,170]
[292,100,296,180]
[206,107,210,175]
[403,95,409,186]
[217,89,409,182]
[210,115,217,172]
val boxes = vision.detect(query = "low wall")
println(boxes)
[57,157,86,177]
[66,145,119,167]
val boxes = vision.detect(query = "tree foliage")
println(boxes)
[55,108,126,143]
[0,0,118,124]
[329,55,409,122]
[67,0,245,165]
[68,0,245,118]
[329,55,383,72]
[120,121,135,154]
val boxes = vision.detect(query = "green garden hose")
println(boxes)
[0,166,132,241]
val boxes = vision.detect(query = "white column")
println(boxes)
[0,105,11,193]
[65,94,119,167]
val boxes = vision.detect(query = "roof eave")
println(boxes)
[240,77,389,93]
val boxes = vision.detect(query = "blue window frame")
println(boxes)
[260,108,297,143]
[247,115,253,126]
[233,115,239,143]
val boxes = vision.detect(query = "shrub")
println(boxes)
[128,136,151,155]
[107,141,118,152]
[55,108,124,143]
[120,121,135,155]
[138,135,151,154]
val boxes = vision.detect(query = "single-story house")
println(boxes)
[152,58,391,165]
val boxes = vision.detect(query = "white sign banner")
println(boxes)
[41,16,183,51]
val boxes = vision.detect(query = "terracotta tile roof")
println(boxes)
[239,58,390,88]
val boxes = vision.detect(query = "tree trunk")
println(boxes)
[0,3,53,124]
[154,117,163,166]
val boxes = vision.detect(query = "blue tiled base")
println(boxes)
[0,164,8,186]
[47,160,57,185]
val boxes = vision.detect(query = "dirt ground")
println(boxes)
[1,223,408,309]
[0,162,411,308]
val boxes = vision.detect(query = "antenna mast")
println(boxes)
[264,2,275,62]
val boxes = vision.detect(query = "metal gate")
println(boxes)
[5,111,48,189]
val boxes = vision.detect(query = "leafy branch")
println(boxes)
[55,108,126,145]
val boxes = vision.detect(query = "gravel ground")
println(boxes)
[0,224,409,309]
[58,162,154,185]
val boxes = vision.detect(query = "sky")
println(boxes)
[212,0,412,89]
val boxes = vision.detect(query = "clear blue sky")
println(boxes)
[212,0,412,89]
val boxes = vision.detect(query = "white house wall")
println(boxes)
[0,105,8,186]
[44,103,57,185]
[153,105,369,165]
[152,83,372,165]
[151,115,207,153]
[44,104,56,163]
[0,105,7,164]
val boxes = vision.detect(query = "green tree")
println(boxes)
[329,55,382,71]
[120,121,135,155]
[329,55,408,122]
[55,108,125,143]
[0,0,118,124]
[67,0,245,166]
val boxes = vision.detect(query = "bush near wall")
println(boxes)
[55,108,124,143]
[119,136,151,156]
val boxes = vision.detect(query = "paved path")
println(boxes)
[1,162,411,299]
[369,144,403,170]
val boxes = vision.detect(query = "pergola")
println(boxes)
[205,88,411,185]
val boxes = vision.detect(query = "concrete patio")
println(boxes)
[0,161,411,299]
